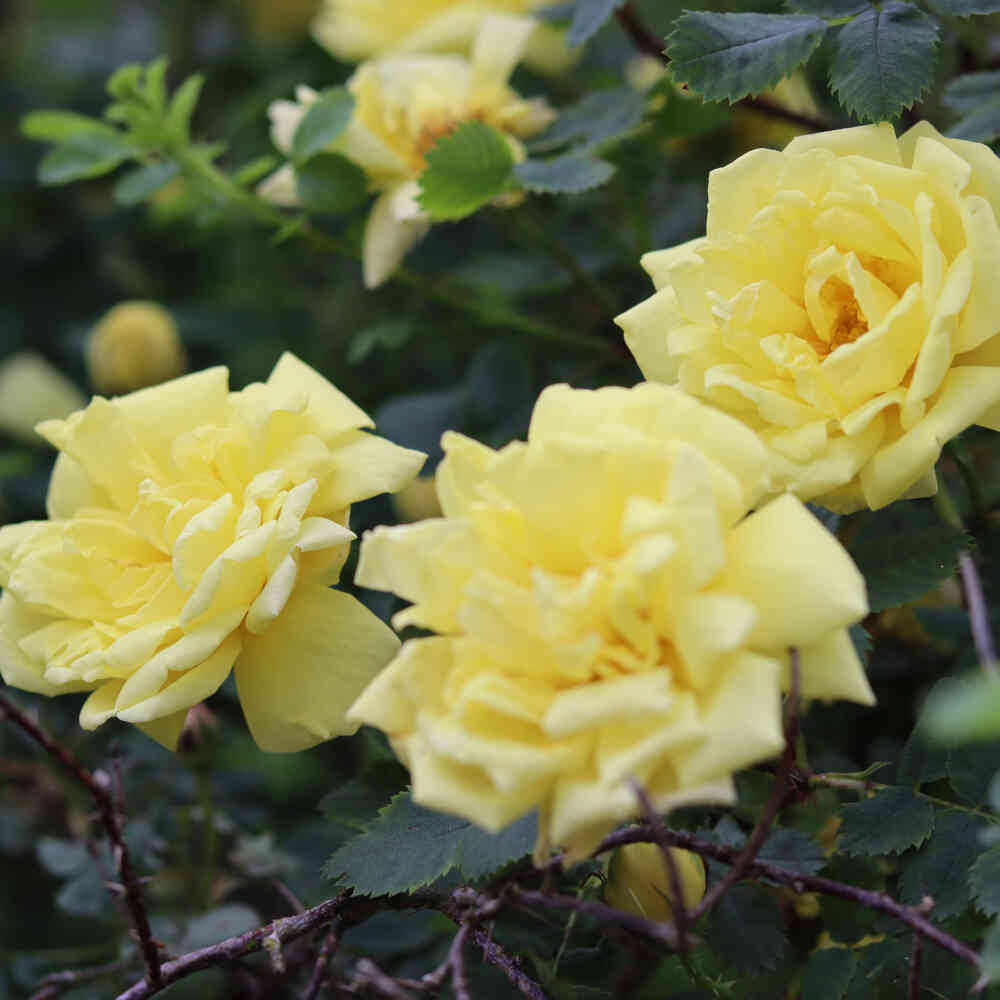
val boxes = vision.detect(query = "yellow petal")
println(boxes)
[793,629,875,705]
[266,351,374,436]
[362,186,431,289]
[235,584,400,751]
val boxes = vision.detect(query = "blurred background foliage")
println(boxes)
[4,1,1000,998]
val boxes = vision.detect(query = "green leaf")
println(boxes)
[113,160,179,205]
[925,0,1000,14]
[567,0,625,47]
[322,791,535,895]
[971,845,1000,915]
[318,759,409,846]
[347,321,414,365]
[923,675,1000,744]
[515,154,615,194]
[981,919,1000,984]
[837,787,935,855]
[785,0,869,16]
[799,947,859,1000]
[849,519,968,613]
[667,12,827,103]
[232,156,279,187]
[106,63,144,100]
[828,2,940,122]
[163,74,205,147]
[898,725,949,784]
[417,122,514,221]
[757,826,826,875]
[144,56,169,113]
[900,809,983,918]
[37,837,88,877]
[529,87,647,153]
[706,884,787,972]
[56,867,109,917]
[948,742,1000,804]
[292,87,355,161]
[21,110,118,143]
[179,904,260,951]
[944,72,1000,142]
[38,131,136,185]
[295,154,369,215]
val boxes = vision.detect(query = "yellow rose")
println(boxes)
[605,842,706,921]
[0,353,425,751]
[87,301,187,395]
[349,382,872,861]
[310,0,573,74]
[0,352,86,445]
[259,15,555,288]
[617,122,1000,512]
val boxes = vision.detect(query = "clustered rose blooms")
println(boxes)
[0,353,424,751]
[617,122,1000,512]
[259,14,555,288]
[349,382,872,860]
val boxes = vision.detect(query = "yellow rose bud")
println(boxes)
[0,352,86,445]
[0,353,425,752]
[310,0,574,75]
[349,382,873,863]
[259,15,555,288]
[605,842,706,921]
[617,122,1000,511]
[87,301,186,395]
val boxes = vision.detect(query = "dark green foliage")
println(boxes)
[948,741,1000,803]
[828,2,940,121]
[295,153,369,214]
[800,947,859,1000]
[529,88,647,153]
[706,885,788,972]
[38,131,137,185]
[515,154,616,193]
[925,0,1000,14]
[757,826,827,875]
[323,791,536,894]
[567,0,625,46]
[944,72,1000,142]
[971,845,1000,915]
[668,12,828,103]
[837,787,935,856]
[899,810,984,917]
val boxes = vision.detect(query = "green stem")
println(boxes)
[506,209,620,318]
[170,147,614,355]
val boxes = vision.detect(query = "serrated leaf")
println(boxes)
[757,826,826,875]
[567,0,625,47]
[529,87,647,153]
[898,725,950,784]
[971,845,1000,915]
[849,521,968,613]
[515,154,615,194]
[944,73,1000,142]
[38,131,136,185]
[292,87,355,161]
[948,742,1000,804]
[800,947,859,1000]
[829,2,939,122]
[21,111,118,143]
[982,919,1000,983]
[900,809,983,918]
[785,0,869,16]
[417,122,514,221]
[295,154,369,215]
[163,74,205,147]
[925,0,1000,14]
[837,787,935,855]
[706,884,787,972]
[323,792,535,894]
[113,160,179,205]
[318,760,409,833]
[668,12,827,103]
[923,675,1000,744]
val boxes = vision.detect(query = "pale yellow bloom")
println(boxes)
[349,383,872,861]
[310,0,573,74]
[259,15,555,288]
[0,353,424,751]
[87,301,186,395]
[617,122,1000,512]
[0,353,86,445]
[605,842,706,920]
[392,474,442,522]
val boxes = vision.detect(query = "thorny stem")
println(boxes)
[690,648,802,921]
[629,778,691,952]
[613,2,834,132]
[0,695,162,987]
[909,930,923,1000]
[301,921,340,1000]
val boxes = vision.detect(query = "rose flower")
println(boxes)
[0,353,424,751]
[617,123,1000,512]
[349,382,872,861]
